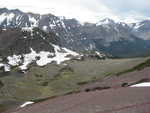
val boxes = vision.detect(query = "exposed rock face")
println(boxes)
[0,28,58,56]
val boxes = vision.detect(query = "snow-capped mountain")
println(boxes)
[131,20,150,40]
[0,8,76,48]
[0,8,150,57]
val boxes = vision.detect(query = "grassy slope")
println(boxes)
[117,58,150,76]
[0,57,148,111]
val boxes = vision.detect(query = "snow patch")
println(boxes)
[133,22,144,29]
[0,13,7,24]
[49,24,56,29]
[61,21,66,29]
[19,48,38,70]
[42,26,48,31]
[56,33,59,36]
[7,55,22,66]
[0,63,10,72]
[96,18,114,26]
[51,44,79,64]
[4,64,10,72]
[95,51,105,58]
[22,27,33,32]
[20,101,34,108]
[36,51,54,66]
[0,63,4,68]
[24,36,27,39]
[0,13,15,25]
[130,82,150,87]
[29,16,38,27]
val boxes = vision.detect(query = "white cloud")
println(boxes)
[0,0,150,23]
[0,0,116,22]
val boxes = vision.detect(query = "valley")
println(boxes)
[0,57,149,112]
[0,7,150,113]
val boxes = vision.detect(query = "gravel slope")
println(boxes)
[3,60,150,113]
[4,87,150,113]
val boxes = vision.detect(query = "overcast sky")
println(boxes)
[0,0,150,23]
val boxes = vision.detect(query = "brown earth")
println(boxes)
[80,67,150,91]
[3,67,150,113]
[4,87,150,113]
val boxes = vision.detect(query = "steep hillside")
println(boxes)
[0,28,80,72]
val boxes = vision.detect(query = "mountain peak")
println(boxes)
[0,8,9,13]
[10,9,23,14]
[0,8,23,14]
[96,18,115,26]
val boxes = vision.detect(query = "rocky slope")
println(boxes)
[4,88,150,113]
[0,28,81,72]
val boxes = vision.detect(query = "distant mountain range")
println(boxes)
[0,8,150,57]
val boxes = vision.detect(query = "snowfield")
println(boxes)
[0,44,80,71]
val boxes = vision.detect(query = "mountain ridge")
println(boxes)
[0,8,150,57]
